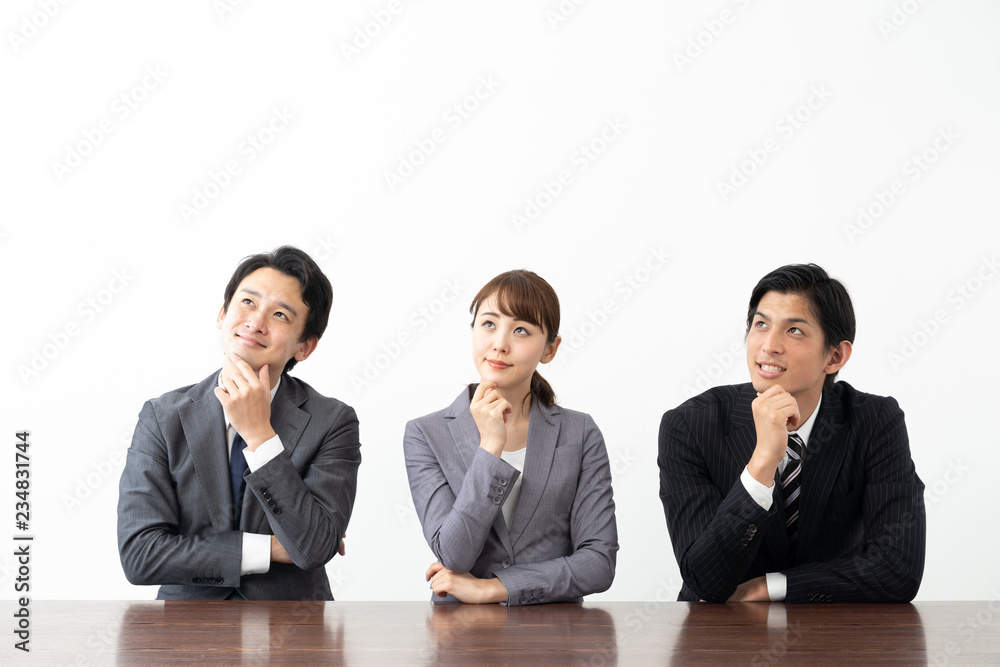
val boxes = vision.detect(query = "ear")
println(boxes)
[824,340,852,376]
[216,304,227,329]
[540,335,562,365]
[294,336,319,363]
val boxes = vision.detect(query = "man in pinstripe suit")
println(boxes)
[658,264,925,603]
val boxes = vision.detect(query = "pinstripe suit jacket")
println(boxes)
[117,371,361,600]
[404,386,618,605]
[658,381,925,603]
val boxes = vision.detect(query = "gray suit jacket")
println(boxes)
[404,386,618,605]
[117,371,361,600]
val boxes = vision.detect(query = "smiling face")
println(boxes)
[217,267,317,382]
[472,295,558,395]
[746,291,848,408]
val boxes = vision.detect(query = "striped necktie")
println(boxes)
[782,433,804,560]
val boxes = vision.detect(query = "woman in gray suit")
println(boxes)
[404,270,618,605]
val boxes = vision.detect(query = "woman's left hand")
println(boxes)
[425,562,508,604]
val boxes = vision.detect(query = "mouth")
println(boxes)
[236,334,266,349]
[756,362,786,379]
[487,359,511,370]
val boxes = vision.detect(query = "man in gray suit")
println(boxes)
[117,246,360,600]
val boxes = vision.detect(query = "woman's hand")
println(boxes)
[469,381,511,458]
[425,562,507,604]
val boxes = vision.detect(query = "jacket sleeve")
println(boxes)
[658,407,776,602]
[784,398,925,603]
[244,402,362,571]
[403,418,516,574]
[117,400,242,588]
[493,414,618,606]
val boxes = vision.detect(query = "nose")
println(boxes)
[245,311,266,334]
[761,328,782,355]
[492,330,509,355]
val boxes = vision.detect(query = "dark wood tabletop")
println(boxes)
[10,600,1000,665]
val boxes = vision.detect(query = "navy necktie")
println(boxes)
[230,432,249,529]
[782,433,804,560]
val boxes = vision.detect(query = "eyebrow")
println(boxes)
[239,288,299,319]
[479,311,530,323]
[755,310,813,327]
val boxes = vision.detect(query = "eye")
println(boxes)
[481,320,495,329]
[514,326,529,335]
[242,298,254,307]
[275,311,288,321]
[789,326,803,335]
[753,320,766,329]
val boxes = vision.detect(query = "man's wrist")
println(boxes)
[243,427,277,451]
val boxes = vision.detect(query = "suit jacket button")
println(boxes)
[259,487,268,494]
[273,508,281,515]
[267,500,277,508]
[748,525,757,534]
[502,559,510,568]
[499,478,508,486]
[740,539,748,547]
[520,596,529,605]
[493,497,502,505]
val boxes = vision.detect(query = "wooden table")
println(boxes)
[10,600,1000,665]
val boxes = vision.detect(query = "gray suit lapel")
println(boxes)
[796,387,847,556]
[445,386,514,557]
[509,399,561,548]
[179,373,232,533]
[241,376,312,532]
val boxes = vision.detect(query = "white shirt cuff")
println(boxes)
[241,532,272,575]
[765,572,787,601]
[242,434,284,473]
[740,466,775,511]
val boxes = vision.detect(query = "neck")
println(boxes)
[494,382,533,425]
[791,386,823,430]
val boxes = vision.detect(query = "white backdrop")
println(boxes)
[2,1,998,604]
